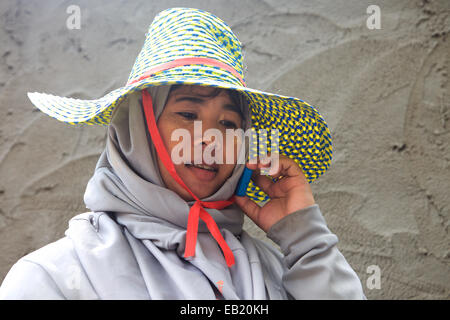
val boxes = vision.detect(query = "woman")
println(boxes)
[0,7,365,299]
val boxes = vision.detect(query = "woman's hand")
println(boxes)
[234,154,315,233]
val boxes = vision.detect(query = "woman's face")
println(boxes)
[156,85,244,201]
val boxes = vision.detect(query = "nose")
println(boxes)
[193,120,224,163]
[194,132,221,153]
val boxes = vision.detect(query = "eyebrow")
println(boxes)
[223,103,244,118]
[174,95,243,119]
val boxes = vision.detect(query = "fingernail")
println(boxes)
[260,155,270,165]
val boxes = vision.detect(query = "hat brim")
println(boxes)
[27,77,332,203]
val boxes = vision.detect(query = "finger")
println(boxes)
[245,154,274,178]
[245,154,306,190]
[266,155,304,180]
[245,155,271,170]
[250,170,275,198]
[243,158,275,195]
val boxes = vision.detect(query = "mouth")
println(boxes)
[185,162,219,181]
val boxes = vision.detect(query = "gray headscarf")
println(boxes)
[65,86,285,299]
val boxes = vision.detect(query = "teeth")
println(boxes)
[194,164,216,171]
[186,163,217,172]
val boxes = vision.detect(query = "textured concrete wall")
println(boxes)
[0,0,449,299]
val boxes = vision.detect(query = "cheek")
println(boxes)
[221,163,236,175]
[157,119,180,154]
[223,134,242,164]
[158,119,194,167]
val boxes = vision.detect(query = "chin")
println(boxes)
[186,181,219,199]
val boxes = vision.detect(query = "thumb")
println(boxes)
[234,195,261,223]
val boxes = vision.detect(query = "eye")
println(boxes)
[220,120,238,129]
[176,112,197,120]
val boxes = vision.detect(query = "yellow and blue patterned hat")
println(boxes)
[27,7,332,203]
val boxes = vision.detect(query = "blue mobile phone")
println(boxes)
[235,167,253,196]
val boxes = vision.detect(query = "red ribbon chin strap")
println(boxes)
[127,57,246,87]
[142,90,236,267]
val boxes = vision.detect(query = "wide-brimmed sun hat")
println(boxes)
[27,7,332,203]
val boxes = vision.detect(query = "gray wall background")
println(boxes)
[0,0,449,299]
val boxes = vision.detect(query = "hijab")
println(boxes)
[65,86,286,299]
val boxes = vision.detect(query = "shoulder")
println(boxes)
[23,236,76,267]
[0,237,77,299]
[0,212,107,300]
